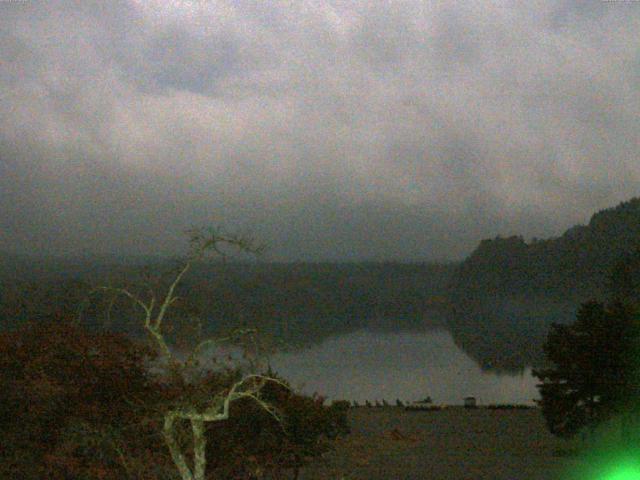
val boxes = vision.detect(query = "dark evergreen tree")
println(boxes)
[534,301,640,438]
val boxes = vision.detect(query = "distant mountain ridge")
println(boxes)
[446,196,640,371]
[0,258,456,348]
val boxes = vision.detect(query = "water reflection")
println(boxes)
[270,329,539,405]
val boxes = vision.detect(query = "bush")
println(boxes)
[200,374,350,479]
[0,315,350,479]
[0,314,171,479]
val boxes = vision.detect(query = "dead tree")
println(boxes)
[85,227,288,480]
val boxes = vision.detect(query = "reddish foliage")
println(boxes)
[200,377,351,479]
[0,313,172,479]
[0,314,350,479]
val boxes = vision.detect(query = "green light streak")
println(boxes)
[568,452,640,480]
[602,461,640,480]
[601,459,640,480]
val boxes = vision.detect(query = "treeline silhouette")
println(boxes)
[0,259,454,351]
[446,197,640,371]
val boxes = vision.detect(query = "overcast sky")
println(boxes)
[1,0,638,261]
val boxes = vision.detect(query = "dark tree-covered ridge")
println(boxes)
[447,197,640,371]
[0,260,456,349]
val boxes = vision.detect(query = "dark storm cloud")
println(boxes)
[1,0,639,260]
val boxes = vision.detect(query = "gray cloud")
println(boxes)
[1,0,639,261]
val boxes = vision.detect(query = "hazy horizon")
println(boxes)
[2,195,633,263]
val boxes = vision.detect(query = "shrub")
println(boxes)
[0,315,350,479]
[0,314,170,479]
[201,374,351,479]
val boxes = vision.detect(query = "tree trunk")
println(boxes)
[164,414,194,480]
[192,419,207,480]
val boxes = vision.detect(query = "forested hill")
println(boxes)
[446,197,640,372]
[0,259,456,348]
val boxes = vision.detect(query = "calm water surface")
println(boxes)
[270,329,539,405]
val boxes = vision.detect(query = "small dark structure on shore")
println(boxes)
[405,396,443,411]
[464,396,477,408]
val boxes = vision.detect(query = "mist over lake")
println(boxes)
[270,329,538,405]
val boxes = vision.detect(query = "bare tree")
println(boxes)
[85,227,289,480]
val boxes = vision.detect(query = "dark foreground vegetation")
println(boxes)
[0,315,350,479]
[0,227,353,480]
[530,212,640,439]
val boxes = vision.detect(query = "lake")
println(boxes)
[269,329,539,405]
